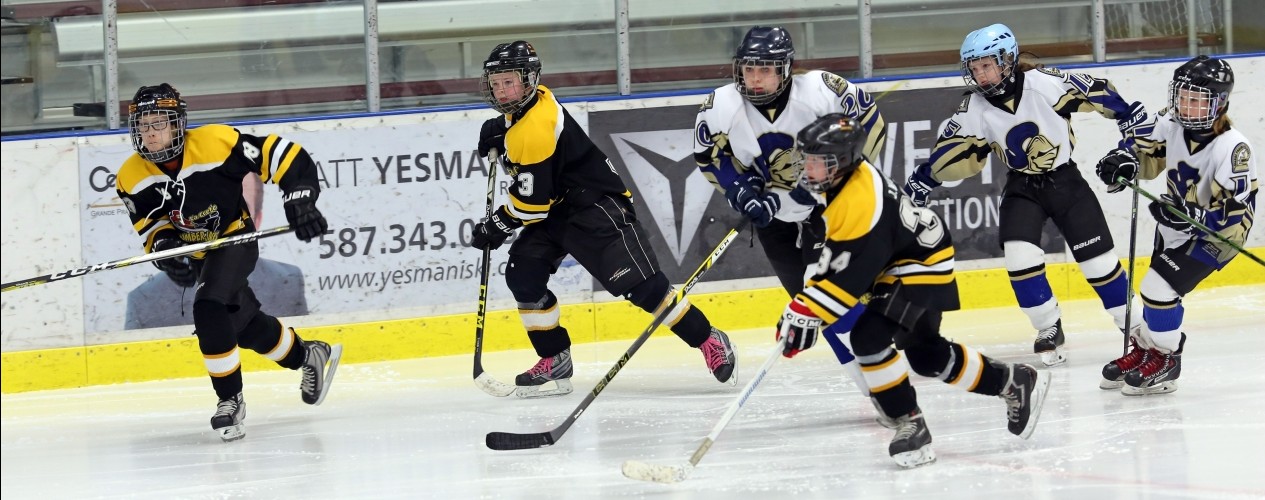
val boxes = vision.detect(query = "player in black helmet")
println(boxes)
[1094,55,1257,395]
[780,113,1050,468]
[695,25,889,421]
[115,83,342,441]
[472,41,737,398]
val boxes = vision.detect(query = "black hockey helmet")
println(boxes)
[481,40,541,115]
[128,83,188,163]
[1169,55,1234,131]
[733,26,794,105]
[795,113,866,193]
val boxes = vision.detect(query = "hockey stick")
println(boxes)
[1,226,293,293]
[621,337,785,483]
[485,227,740,451]
[1118,179,1264,267]
[473,149,516,397]
[1123,179,1139,356]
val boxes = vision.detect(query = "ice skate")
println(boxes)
[888,407,935,468]
[1122,334,1184,396]
[515,348,574,398]
[699,327,737,385]
[1100,336,1150,390]
[210,392,245,442]
[999,363,1050,439]
[872,397,899,429]
[300,339,343,406]
[1033,319,1067,366]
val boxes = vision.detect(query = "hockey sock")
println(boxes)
[1080,253,1133,330]
[238,313,304,369]
[1006,241,1060,330]
[194,300,244,400]
[858,347,917,416]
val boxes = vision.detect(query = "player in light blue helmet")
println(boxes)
[959,23,1019,97]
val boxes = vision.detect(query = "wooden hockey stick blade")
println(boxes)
[474,371,516,397]
[485,430,556,450]
[621,459,694,484]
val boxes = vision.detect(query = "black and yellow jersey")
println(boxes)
[494,85,630,226]
[797,161,959,324]
[115,124,320,254]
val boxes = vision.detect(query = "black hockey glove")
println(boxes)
[725,173,776,227]
[477,117,508,158]
[1149,194,1205,235]
[151,235,199,287]
[1096,148,1139,194]
[903,162,939,207]
[283,186,329,242]
[776,300,822,358]
[471,209,519,251]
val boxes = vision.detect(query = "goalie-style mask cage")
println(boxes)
[481,41,542,115]
[1169,55,1234,131]
[129,83,188,163]
[960,23,1018,97]
[733,26,794,105]
[795,113,866,194]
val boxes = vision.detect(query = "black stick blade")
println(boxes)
[486,431,556,450]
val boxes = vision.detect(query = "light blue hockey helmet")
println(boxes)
[960,23,1018,96]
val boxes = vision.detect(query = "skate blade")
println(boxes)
[1099,378,1124,390]
[1121,380,1177,396]
[892,446,936,468]
[312,344,343,406]
[514,379,574,399]
[216,424,245,442]
[1038,347,1067,367]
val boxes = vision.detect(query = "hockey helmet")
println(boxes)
[733,26,794,105]
[1169,55,1234,131]
[481,40,542,115]
[795,114,867,193]
[960,23,1018,97]
[128,83,188,163]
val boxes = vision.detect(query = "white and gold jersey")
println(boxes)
[927,67,1146,182]
[1135,108,1258,263]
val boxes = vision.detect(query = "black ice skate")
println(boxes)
[514,348,574,398]
[699,328,737,385]
[999,363,1050,439]
[1033,319,1067,366]
[1122,334,1184,396]
[211,392,245,442]
[888,407,935,468]
[1100,337,1151,390]
[300,338,343,406]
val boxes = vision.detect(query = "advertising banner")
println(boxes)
[77,119,592,334]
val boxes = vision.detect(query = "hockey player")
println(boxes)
[1095,56,1256,395]
[780,114,1050,468]
[115,83,341,441]
[694,25,887,412]
[472,41,737,398]
[902,24,1150,366]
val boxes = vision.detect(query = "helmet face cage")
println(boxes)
[794,114,866,194]
[733,58,791,105]
[959,24,1018,97]
[794,150,844,194]
[1168,81,1221,130]
[481,41,541,115]
[128,85,187,163]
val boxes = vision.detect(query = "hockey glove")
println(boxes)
[151,235,199,287]
[903,162,939,207]
[283,186,329,242]
[1149,194,1205,235]
[477,117,508,158]
[1095,148,1139,194]
[725,173,775,227]
[776,300,822,358]
[471,209,518,251]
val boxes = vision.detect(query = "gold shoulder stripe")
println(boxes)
[822,164,881,241]
[506,86,560,165]
[182,124,238,169]
[273,141,301,183]
[261,135,280,182]
[115,154,160,194]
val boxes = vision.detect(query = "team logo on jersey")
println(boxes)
[756,133,799,190]
[169,206,222,241]
[942,120,962,139]
[956,95,971,113]
[609,130,715,265]
[1004,122,1060,173]
[696,121,714,147]
[1232,143,1251,173]
[822,72,849,97]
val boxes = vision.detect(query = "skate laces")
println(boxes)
[893,414,921,441]
[528,356,555,377]
[1115,345,1150,371]
[1136,349,1171,377]
[1036,324,1060,342]
[701,335,730,371]
[301,343,324,396]
[1003,367,1026,422]
[215,397,239,417]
